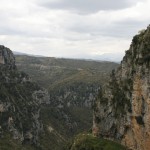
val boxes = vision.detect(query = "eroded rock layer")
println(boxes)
[93,26,150,150]
[0,46,49,145]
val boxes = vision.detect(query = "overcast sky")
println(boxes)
[0,0,150,60]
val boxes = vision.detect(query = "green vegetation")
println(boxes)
[0,134,35,150]
[65,133,126,150]
[130,29,150,66]
[0,69,40,132]
[14,55,119,149]
[15,56,118,89]
[15,55,118,110]
[0,65,44,149]
[97,69,132,118]
[38,106,93,150]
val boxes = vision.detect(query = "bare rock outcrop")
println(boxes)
[93,25,150,150]
[0,45,15,67]
[0,46,49,145]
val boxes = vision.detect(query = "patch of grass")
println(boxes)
[0,134,35,150]
[15,55,119,90]
[65,133,126,150]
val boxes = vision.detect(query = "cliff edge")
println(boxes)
[0,46,49,146]
[0,45,15,67]
[93,25,150,150]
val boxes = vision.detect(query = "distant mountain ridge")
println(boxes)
[13,51,45,57]
[13,51,123,62]
[13,51,27,55]
[93,52,124,62]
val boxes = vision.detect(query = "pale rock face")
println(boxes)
[93,25,150,150]
[0,104,4,112]
[0,46,50,144]
[0,45,15,67]
[32,89,50,104]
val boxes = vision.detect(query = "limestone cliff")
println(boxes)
[0,45,49,145]
[93,25,150,150]
[0,45,15,67]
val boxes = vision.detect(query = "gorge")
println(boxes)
[0,25,150,150]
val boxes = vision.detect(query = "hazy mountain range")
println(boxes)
[13,51,124,63]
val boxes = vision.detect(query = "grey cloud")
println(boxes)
[0,22,59,39]
[67,19,149,39]
[0,0,149,59]
[0,25,25,36]
[39,0,140,13]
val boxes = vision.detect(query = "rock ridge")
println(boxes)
[93,25,150,150]
[0,46,49,145]
[0,45,15,68]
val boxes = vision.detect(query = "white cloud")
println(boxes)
[0,0,150,60]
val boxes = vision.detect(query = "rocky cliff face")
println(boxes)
[0,45,49,145]
[93,25,150,150]
[0,45,15,67]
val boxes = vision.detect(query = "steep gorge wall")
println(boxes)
[0,45,15,67]
[93,25,150,150]
[0,45,49,145]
